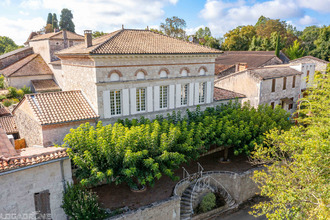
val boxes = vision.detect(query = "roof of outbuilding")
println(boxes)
[0,116,18,134]
[57,29,223,56]
[213,87,246,101]
[0,106,11,117]
[0,127,18,159]
[290,55,329,64]
[0,54,53,77]
[248,66,302,80]
[31,79,61,93]
[14,90,99,125]
[0,47,33,60]
[28,30,84,42]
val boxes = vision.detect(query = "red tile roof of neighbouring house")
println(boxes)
[213,87,246,101]
[13,90,99,125]
[0,106,11,116]
[0,145,68,172]
[57,29,223,56]
[0,116,18,134]
[0,54,53,77]
[28,30,84,42]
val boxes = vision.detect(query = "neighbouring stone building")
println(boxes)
[290,55,329,74]
[215,65,311,112]
[56,29,224,124]
[215,51,290,78]
[0,127,71,219]
[13,90,99,147]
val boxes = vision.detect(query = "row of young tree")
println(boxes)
[43,8,75,33]
[62,103,291,189]
[223,15,330,61]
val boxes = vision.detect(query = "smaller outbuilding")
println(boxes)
[290,55,329,73]
[13,90,99,147]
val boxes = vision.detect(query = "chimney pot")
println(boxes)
[122,24,124,30]
[84,30,92,48]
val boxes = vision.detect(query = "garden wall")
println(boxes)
[108,196,180,220]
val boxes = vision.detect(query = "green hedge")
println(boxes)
[63,102,291,188]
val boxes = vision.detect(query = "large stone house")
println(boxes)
[56,29,224,124]
[13,90,99,147]
[215,51,290,78]
[214,64,315,113]
[0,127,71,219]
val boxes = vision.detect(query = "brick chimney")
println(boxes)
[236,63,248,72]
[84,30,92,48]
[63,30,68,48]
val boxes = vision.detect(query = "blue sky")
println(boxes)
[1,0,330,45]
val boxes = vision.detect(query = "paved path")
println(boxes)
[215,207,266,220]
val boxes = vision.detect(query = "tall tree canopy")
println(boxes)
[195,27,211,39]
[59,8,75,33]
[52,13,58,30]
[285,40,305,60]
[251,67,330,219]
[46,13,52,25]
[223,25,256,51]
[0,36,22,55]
[194,27,220,49]
[160,16,186,39]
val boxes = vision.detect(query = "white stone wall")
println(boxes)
[7,74,53,89]
[215,71,261,107]
[0,158,72,220]
[291,58,327,73]
[50,64,64,89]
[290,63,315,91]
[29,40,51,64]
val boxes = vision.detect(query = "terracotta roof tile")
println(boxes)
[0,54,53,77]
[0,116,18,134]
[213,87,245,101]
[31,79,61,93]
[0,146,68,172]
[57,29,223,55]
[29,30,84,42]
[23,90,98,125]
[0,127,18,159]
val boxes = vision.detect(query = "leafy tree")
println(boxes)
[92,31,107,39]
[0,36,22,55]
[285,40,305,60]
[160,16,186,39]
[310,25,330,61]
[52,13,58,30]
[46,13,52,25]
[251,69,330,219]
[256,19,287,39]
[275,32,280,57]
[195,27,211,39]
[255,15,270,28]
[223,25,256,50]
[62,183,108,220]
[59,8,75,33]
[300,26,320,53]
[44,24,53,33]
[249,36,263,51]
[149,28,164,35]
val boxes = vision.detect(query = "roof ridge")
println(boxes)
[90,29,124,54]
[6,53,39,77]
[25,90,81,97]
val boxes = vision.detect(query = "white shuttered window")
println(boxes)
[159,86,168,109]
[110,90,121,115]
[181,84,188,106]
[136,87,146,112]
[199,82,206,104]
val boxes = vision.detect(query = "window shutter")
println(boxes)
[154,86,160,111]
[206,81,212,103]
[175,84,181,107]
[103,90,111,118]
[169,85,175,109]
[34,190,51,219]
[147,86,153,112]
[189,82,194,106]
[122,89,129,116]
[194,83,199,105]
[130,88,136,115]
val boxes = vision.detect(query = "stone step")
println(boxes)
[180,213,191,218]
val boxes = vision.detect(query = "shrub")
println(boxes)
[0,95,6,101]
[7,87,17,98]
[61,183,108,220]
[2,99,13,107]
[199,193,216,213]
[21,85,31,94]
[17,89,24,98]
[0,75,5,89]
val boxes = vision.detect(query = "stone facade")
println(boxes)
[0,158,72,219]
[290,56,328,74]
[60,54,217,123]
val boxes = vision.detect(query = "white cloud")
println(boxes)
[0,17,45,45]
[19,11,30,16]
[200,0,312,36]
[185,25,205,36]
[298,0,330,13]
[1,0,11,6]
[20,0,42,10]
[298,15,318,25]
